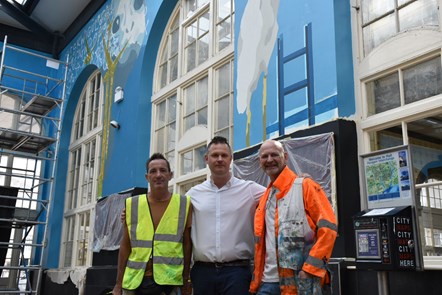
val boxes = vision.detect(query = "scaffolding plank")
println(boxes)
[0,128,56,154]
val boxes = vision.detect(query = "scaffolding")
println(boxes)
[0,36,67,294]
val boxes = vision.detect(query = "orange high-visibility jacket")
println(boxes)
[250,166,338,294]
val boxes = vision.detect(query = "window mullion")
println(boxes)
[398,69,405,107]
[401,121,409,145]
[207,67,213,135]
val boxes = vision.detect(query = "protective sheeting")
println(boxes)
[233,133,337,212]
[93,193,131,252]
[46,268,87,293]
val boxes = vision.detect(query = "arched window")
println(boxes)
[152,0,234,192]
[60,70,103,267]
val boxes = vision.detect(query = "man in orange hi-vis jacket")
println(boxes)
[250,140,338,295]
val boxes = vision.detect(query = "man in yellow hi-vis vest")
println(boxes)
[112,153,192,295]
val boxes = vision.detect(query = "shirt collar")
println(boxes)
[209,173,234,189]
[271,166,296,191]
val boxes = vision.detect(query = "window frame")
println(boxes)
[60,70,103,268]
[151,0,234,192]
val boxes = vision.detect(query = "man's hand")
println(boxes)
[181,280,192,295]
[112,283,122,295]
[298,270,312,279]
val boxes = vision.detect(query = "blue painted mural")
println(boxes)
[58,0,149,196]
[234,0,354,150]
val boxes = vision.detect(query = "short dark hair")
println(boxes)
[146,153,171,172]
[206,136,232,155]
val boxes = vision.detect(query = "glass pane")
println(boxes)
[184,84,195,115]
[186,0,197,17]
[361,0,395,24]
[403,56,442,105]
[76,95,86,139]
[217,63,231,97]
[366,72,400,115]
[171,13,179,30]
[215,128,230,141]
[197,107,208,125]
[77,212,90,266]
[156,127,165,153]
[199,0,210,8]
[184,114,195,132]
[198,34,209,65]
[159,63,167,88]
[167,122,176,152]
[199,12,210,36]
[166,151,175,172]
[180,178,205,195]
[399,0,439,31]
[186,21,197,44]
[168,96,177,123]
[368,125,403,152]
[181,151,193,175]
[93,95,99,129]
[171,28,179,55]
[217,17,231,51]
[195,146,206,170]
[68,149,81,210]
[81,144,90,206]
[363,13,396,56]
[408,115,442,257]
[197,76,208,108]
[63,216,75,267]
[170,55,178,82]
[186,43,196,72]
[157,100,166,128]
[218,0,231,20]
[160,46,168,63]
[216,96,229,130]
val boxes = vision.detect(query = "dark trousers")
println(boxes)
[123,276,175,295]
[190,262,252,295]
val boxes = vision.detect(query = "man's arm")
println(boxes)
[112,218,131,295]
[302,179,338,278]
[181,204,192,295]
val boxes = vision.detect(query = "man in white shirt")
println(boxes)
[186,136,265,295]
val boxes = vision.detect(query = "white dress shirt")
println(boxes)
[186,175,265,263]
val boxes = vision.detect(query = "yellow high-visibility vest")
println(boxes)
[122,193,190,290]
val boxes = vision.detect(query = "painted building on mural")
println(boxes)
[1,0,441,294]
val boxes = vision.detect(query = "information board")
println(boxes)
[361,146,414,209]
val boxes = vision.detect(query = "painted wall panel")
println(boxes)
[233,0,355,150]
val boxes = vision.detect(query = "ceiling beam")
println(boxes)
[25,0,40,14]
[0,23,53,53]
[0,0,53,39]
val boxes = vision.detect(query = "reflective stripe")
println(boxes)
[317,219,338,232]
[305,255,325,269]
[127,256,184,269]
[154,256,184,265]
[255,235,260,244]
[130,196,146,244]
[131,240,153,248]
[126,260,146,270]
